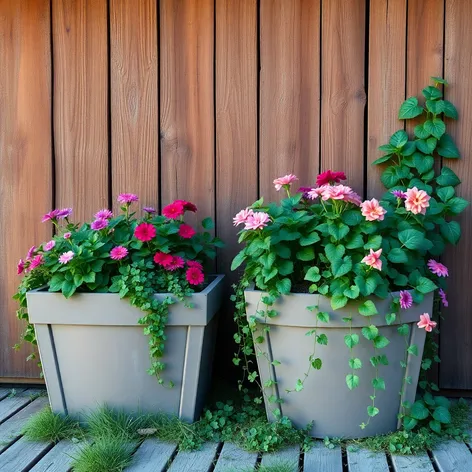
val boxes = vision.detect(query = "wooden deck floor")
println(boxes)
[0,387,471,471]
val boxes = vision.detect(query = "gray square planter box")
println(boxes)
[245,288,433,438]
[27,275,224,421]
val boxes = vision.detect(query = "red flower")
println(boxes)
[134,223,156,242]
[178,224,196,239]
[167,256,185,271]
[162,201,185,219]
[187,260,203,271]
[175,200,198,213]
[186,267,204,285]
[153,252,173,267]
[316,170,347,186]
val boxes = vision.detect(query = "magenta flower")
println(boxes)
[117,193,139,205]
[439,289,449,307]
[427,259,448,277]
[44,240,56,251]
[29,255,44,271]
[186,267,204,285]
[391,190,407,199]
[64,232,72,239]
[153,252,173,267]
[273,174,298,191]
[17,259,25,275]
[26,246,36,260]
[91,218,109,231]
[399,290,413,310]
[41,210,59,223]
[404,187,430,215]
[244,212,270,230]
[361,248,382,271]
[56,208,72,219]
[187,260,203,271]
[110,246,128,261]
[178,224,196,239]
[417,313,437,332]
[134,222,156,242]
[175,200,198,213]
[94,209,113,219]
[59,251,74,264]
[162,201,185,219]
[233,208,254,226]
[143,207,157,214]
[361,198,387,222]
[316,170,347,186]
[166,256,185,271]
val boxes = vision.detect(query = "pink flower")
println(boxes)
[417,313,437,332]
[307,185,330,200]
[162,201,185,219]
[64,232,72,239]
[134,223,156,242]
[273,174,298,191]
[41,210,59,222]
[233,208,254,226]
[404,187,431,215]
[361,248,382,271]
[360,198,387,222]
[91,218,109,230]
[56,208,72,219]
[117,193,139,205]
[143,207,157,214]
[59,251,74,264]
[391,190,407,199]
[110,246,128,260]
[154,252,173,267]
[399,290,413,310]
[316,170,347,186]
[167,256,185,271]
[186,267,204,285]
[187,260,203,271]
[94,209,113,219]
[178,224,196,239]
[17,259,25,275]
[29,255,44,271]
[427,259,448,277]
[26,246,36,260]
[345,191,362,207]
[439,289,448,307]
[244,212,270,230]
[44,240,56,251]
[175,200,198,213]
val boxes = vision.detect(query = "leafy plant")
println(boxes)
[231,78,468,432]
[14,196,223,385]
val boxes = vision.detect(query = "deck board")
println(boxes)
[391,453,434,471]
[304,442,343,472]
[0,436,52,472]
[213,442,258,472]
[167,442,218,472]
[431,440,472,472]
[29,439,82,472]
[125,438,177,471]
[347,448,389,472]
[260,445,300,471]
[0,389,40,424]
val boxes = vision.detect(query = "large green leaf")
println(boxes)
[373,336,390,349]
[398,229,425,250]
[344,334,360,349]
[437,133,460,158]
[342,210,363,226]
[346,374,360,390]
[372,154,394,165]
[447,197,469,215]
[441,100,458,119]
[358,300,378,316]
[328,222,350,241]
[325,243,345,262]
[276,278,292,294]
[422,85,442,100]
[305,266,321,283]
[424,118,446,139]
[231,252,246,271]
[437,186,455,202]
[296,247,315,261]
[414,124,430,139]
[331,256,352,278]
[331,294,348,310]
[362,325,378,341]
[299,232,320,246]
[436,166,461,186]
[416,137,437,155]
[413,153,434,174]
[440,221,461,244]
[433,406,451,424]
[388,247,409,263]
[390,130,408,148]
[349,358,362,369]
[399,97,424,119]
[416,277,437,294]
[410,401,430,420]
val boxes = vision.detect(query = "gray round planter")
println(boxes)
[244,288,433,438]
[26,275,224,421]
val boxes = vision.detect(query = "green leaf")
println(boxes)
[367,406,380,417]
[407,344,418,356]
[381,166,401,188]
[201,217,215,230]
[325,243,345,262]
[344,285,360,299]
[331,256,352,278]
[398,229,425,250]
[362,325,379,341]
[434,396,451,408]
[311,358,322,370]
[316,333,328,345]
[317,312,330,323]
[440,221,461,244]
[299,232,320,246]
[411,401,429,420]
[295,379,304,392]
[390,130,408,148]
[403,141,417,156]
[416,137,437,155]
[276,278,291,294]
[437,133,460,158]
[437,166,461,186]
[403,416,418,431]
[373,336,390,349]
[414,124,431,139]
[372,377,386,390]
[424,118,446,139]
[413,153,434,174]
[385,313,396,325]
[358,300,378,317]
[441,100,458,119]
[429,420,442,434]
[423,85,442,100]
[433,406,451,424]
[331,294,348,310]
[305,266,321,283]
[372,154,394,165]
[62,280,76,299]
[349,358,362,369]
[431,76,448,85]
[277,259,294,276]
[364,235,382,250]
[344,334,359,349]
[387,247,408,264]
[346,374,360,390]
[448,197,469,215]
[328,222,350,241]
[342,210,363,226]
[296,247,315,261]
[416,277,437,294]
[437,186,455,202]
[346,233,364,249]
[231,252,246,271]
[83,272,96,284]
[49,274,65,292]
[399,97,424,119]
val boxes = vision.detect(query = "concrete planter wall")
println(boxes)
[27,275,224,421]
[245,288,433,438]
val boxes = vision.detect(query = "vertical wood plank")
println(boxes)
[53,0,108,221]
[259,0,320,200]
[321,0,366,194]
[367,0,407,199]
[160,0,214,225]
[440,0,472,389]
[0,0,52,378]
[110,0,158,211]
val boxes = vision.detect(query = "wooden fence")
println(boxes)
[0,0,471,390]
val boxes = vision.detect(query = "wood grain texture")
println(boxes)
[0,389,39,423]
[126,439,177,472]
[260,445,300,470]
[440,0,472,389]
[0,0,52,379]
[391,453,434,472]
[167,442,218,472]
[432,441,472,472]
[53,0,108,221]
[110,0,158,211]
[30,439,82,472]
[0,436,52,472]
[367,0,407,198]
[160,0,214,226]
[321,0,366,194]
[304,442,342,472]
[259,0,320,200]
[213,442,258,472]
[346,448,389,472]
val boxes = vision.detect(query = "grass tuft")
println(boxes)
[22,407,83,442]
[72,437,136,472]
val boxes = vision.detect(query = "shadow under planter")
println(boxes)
[27,275,224,422]
[245,288,433,438]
